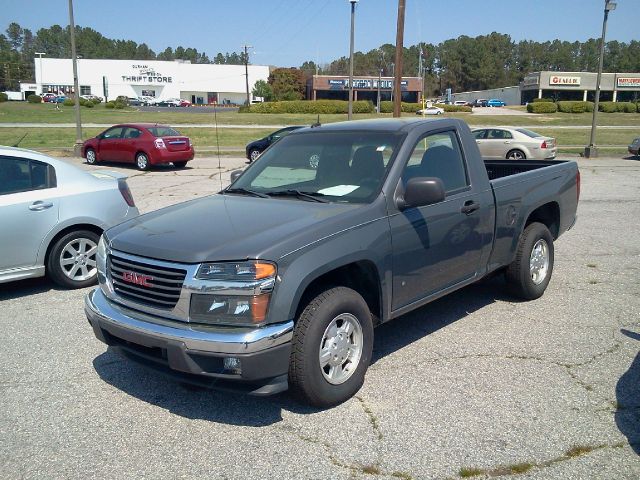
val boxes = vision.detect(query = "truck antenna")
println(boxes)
[311,115,321,128]
[12,132,28,147]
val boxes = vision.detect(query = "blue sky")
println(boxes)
[3,0,636,67]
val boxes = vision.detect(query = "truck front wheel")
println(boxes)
[505,222,554,300]
[289,287,373,408]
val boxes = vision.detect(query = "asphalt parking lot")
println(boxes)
[1,155,639,479]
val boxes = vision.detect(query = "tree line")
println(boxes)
[0,22,248,90]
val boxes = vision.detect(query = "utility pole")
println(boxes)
[68,0,82,156]
[585,0,617,158]
[393,0,406,117]
[242,44,252,106]
[348,0,358,120]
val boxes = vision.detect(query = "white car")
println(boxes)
[0,147,139,287]
[472,127,557,160]
[80,94,103,102]
[416,106,444,115]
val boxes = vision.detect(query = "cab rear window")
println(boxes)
[147,127,180,137]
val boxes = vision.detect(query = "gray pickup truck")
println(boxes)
[85,118,579,407]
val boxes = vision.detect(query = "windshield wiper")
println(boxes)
[267,189,329,203]
[222,187,269,198]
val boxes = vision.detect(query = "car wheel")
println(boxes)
[47,230,100,289]
[506,149,526,160]
[136,152,150,170]
[505,222,554,300]
[173,161,188,169]
[85,148,97,165]
[249,148,261,162]
[289,286,374,408]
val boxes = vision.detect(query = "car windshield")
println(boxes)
[515,128,543,138]
[230,131,403,204]
[147,126,181,137]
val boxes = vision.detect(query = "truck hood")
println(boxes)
[106,194,363,263]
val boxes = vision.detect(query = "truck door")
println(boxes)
[388,130,485,310]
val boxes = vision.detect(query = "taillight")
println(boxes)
[154,138,166,149]
[118,179,136,207]
[541,140,548,148]
[576,169,581,202]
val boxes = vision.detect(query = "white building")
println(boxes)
[20,58,270,104]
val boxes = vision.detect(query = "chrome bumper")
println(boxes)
[84,288,294,355]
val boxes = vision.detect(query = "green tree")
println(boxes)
[268,68,306,100]
[252,79,273,101]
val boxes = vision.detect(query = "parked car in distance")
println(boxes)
[245,126,304,162]
[82,123,195,170]
[453,100,470,106]
[487,99,506,107]
[81,94,103,102]
[53,95,67,103]
[416,106,445,116]
[628,137,640,157]
[41,93,57,103]
[472,127,557,160]
[0,147,138,287]
[471,99,488,107]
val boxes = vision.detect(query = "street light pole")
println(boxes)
[377,68,382,113]
[585,0,616,159]
[35,52,46,94]
[242,44,252,106]
[68,0,83,156]
[348,0,358,120]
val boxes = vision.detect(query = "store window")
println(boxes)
[80,86,91,95]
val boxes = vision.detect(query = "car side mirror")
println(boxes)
[397,177,446,210]
[230,170,243,182]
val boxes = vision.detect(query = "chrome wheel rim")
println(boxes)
[137,154,148,169]
[530,239,549,285]
[59,238,98,281]
[250,150,260,161]
[86,150,96,164]
[319,313,363,385]
[508,150,525,160]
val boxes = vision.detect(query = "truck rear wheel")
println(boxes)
[289,287,373,408]
[505,222,554,300]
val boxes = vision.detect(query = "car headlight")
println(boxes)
[191,261,276,326]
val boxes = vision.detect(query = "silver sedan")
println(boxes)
[0,147,139,288]
[472,127,557,160]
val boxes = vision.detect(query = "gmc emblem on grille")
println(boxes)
[122,271,153,287]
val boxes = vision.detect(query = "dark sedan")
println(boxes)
[628,137,640,157]
[245,126,304,162]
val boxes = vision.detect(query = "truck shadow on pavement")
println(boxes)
[0,276,57,301]
[92,276,511,427]
[616,328,640,454]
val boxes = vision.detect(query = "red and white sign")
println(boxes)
[617,77,640,88]
[122,271,153,287]
[549,76,581,86]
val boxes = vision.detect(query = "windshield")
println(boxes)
[147,126,181,137]
[515,128,543,138]
[230,131,402,203]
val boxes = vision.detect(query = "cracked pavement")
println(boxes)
[1,155,638,479]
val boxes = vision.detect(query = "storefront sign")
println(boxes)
[549,76,580,86]
[616,77,640,88]
[328,79,346,85]
[326,78,410,89]
[523,76,538,87]
[122,65,172,84]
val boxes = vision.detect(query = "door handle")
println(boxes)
[460,200,480,215]
[504,141,511,144]
[29,201,53,211]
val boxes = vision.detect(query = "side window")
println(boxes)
[488,129,511,140]
[472,130,486,139]
[123,127,142,139]
[102,127,124,139]
[0,157,56,195]
[402,131,469,194]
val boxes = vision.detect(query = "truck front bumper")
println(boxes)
[85,288,293,395]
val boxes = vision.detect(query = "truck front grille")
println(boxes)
[108,254,186,309]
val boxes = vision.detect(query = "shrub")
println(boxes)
[114,100,127,109]
[91,98,101,105]
[598,101,637,113]
[0,92,8,102]
[84,101,94,108]
[532,97,554,102]
[598,101,618,113]
[556,101,593,113]
[105,101,115,109]
[62,98,75,106]
[527,102,558,113]
[26,94,41,103]
[619,102,637,113]
[241,100,374,114]
[440,104,472,113]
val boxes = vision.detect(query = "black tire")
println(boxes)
[47,229,101,289]
[85,148,97,165]
[173,161,188,169]
[289,287,374,408]
[248,148,261,163]
[505,222,554,300]
[135,152,150,170]
[506,149,526,160]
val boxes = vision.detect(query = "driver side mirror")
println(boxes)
[230,170,243,182]
[397,177,445,210]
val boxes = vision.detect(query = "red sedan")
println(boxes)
[82,123,195,170]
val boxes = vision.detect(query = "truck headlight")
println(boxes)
[192,261,276,326]
[96,235,107,281]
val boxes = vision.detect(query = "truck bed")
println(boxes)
[484,159,571,181]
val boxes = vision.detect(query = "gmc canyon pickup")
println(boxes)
[85,118,579,407]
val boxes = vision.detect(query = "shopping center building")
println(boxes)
[307,75,424,104]
[20,58,270,104]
